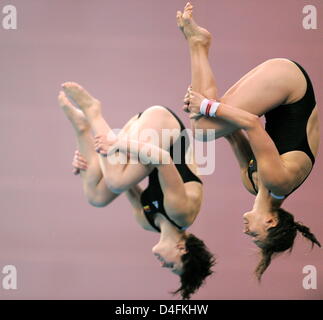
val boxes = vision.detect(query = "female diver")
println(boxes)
[177,2,321,280]
[58,82,214,299]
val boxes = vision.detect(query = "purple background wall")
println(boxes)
[0,0,322,299]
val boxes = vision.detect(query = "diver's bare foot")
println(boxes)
[177,2,211,47]
[62,82,102,120]
[58,91,90,134]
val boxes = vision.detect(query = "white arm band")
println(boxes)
[199,99,221,117]
[270,192,286,200]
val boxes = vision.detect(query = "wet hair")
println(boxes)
[255,208,321,281]
[172,233,215,300]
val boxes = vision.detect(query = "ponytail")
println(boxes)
[295,222,321,248]
[255,208,321,281]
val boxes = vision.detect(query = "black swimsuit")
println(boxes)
[248,60,316,197]
[138,107,202,232]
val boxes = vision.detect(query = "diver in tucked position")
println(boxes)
[59,82,214,299]
[177,2,321,279]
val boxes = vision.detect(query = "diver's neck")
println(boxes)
[253,186,283,213]
[157,216,185,243]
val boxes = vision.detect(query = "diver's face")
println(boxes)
[243,211,278,248]
[152,241,187,276]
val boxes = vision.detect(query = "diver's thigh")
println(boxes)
[126,106,181,150]
[220,59,294,116]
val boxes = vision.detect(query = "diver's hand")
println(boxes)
[72,150,88,175]
[182,85,192,113]
[188,90,206,114]
[94,134,118,156]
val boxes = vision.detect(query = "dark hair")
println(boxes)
[255,208,321,281]
[172,233,215,300]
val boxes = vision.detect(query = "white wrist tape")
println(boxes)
[199,99,220,117]
[200,99,209,115]
[209,101,220,117]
